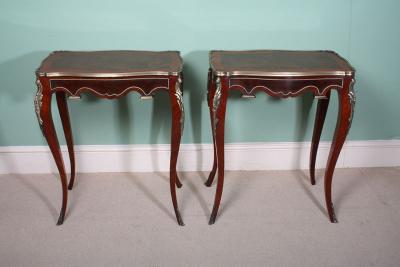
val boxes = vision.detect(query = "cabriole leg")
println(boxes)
[324,79,355,223]
[209,77,228,225]
[309,91,331,185]
[205,69,217,187]
[56,92,76,190]
[35,79,68,225]
[169,75,185,226]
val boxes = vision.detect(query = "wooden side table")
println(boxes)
[35,51,185,225]
[206,50,355,224]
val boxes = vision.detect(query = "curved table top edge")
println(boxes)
[36,50,183,78]
[209,50,355,78]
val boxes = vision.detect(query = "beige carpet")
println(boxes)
[1,167,399,266]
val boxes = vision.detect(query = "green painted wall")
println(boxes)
[0,0,399,146]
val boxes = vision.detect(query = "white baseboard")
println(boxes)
[0,140,399,174]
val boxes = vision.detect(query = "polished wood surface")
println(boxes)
[35,51,185,226]
[309,91,330,185]
[37,51,182,76]
[207,50,356,225]
[210,50,354,75]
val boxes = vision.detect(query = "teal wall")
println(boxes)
[0,0,399,146]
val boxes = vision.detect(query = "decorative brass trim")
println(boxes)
[314,95,328,99]
[213,70,354,77]
[140,95,153,100]
[212,77,222,136]
[175,76,184,136]
[34,79,43,126]
[50,78,170,98]
[347,79,356,134]
[207,86,210,107]
[53,86,168,98]
[206,71,212,108]
[241,94,256,99]
[40,71,181,78]
[229,77,343,97]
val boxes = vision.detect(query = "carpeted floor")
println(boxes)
[1,167,399,266]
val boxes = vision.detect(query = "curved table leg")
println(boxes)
[205,69,217,187]
[36,80,68,225]
[309,91,331,185]
[175,175,182,188]
[324,79,355,223]
[56,92,76,190]
[169,75,184,226]
[209,77,228,225]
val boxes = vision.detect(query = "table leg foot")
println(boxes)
[205,169,216,187]
[170,169,184,226]
[208,212,217,225]
[56,209,66,225]
[175,209,185,226]
[329,204,338,223]
[176,177,182,188]
[68,181,75,190]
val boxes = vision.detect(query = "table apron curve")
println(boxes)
[49,77,170,99]
[228,77,343,98]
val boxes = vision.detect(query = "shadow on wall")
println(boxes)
[0,51,50,101]
[0,51,50,146]
[183,50,208,144]
[0,51,49,171]
[149,89,170,172]
[148,50,209,173]
[149,50,209,148]
[0,51,105,145]
[294,92,314,169]
[183,50,209,176]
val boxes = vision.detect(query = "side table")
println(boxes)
[35,51,185,225]
[206,50,355,224]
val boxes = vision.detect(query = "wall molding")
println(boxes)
[0,140,399,174]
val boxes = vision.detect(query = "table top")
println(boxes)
[36,51,183,78]
[210,50,355,77]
